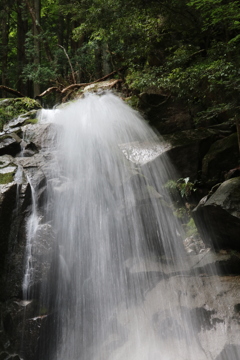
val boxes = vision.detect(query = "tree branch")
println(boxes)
[61,68,124,94]
[0,85,25,97]
[58,45,76,84]
[35,87,61,99]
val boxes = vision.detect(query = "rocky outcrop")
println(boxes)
[163,128,221,180]
[107,251,240,360]
[138,94,193,134]
[193,177,240,250]
[201,133,239,186]
[120,128,222,181]
[0,98,41,132]
[0,100,56,360]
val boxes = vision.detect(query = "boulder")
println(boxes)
[164,128,220,180]
[193,177,240,250]
[0,181,18,273]
[106,253,240,360]
[0,134,22,157]
[201,133,239,186]
[120,128,220,181]
[83,79,121,94]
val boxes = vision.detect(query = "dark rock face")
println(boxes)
[193,177,240,250]
[163,128,219,180]
[201,133,239,186]
[139,95,193,134]
[121,128,220,181]
[0,181,18,275]
[0,100,57,360]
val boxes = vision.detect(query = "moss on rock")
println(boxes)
[0,98,41,131]
[0,172,14,184]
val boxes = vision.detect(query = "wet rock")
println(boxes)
[121,128,219,181]
[201,133,239,186]
[183,234,206,255]
[152,310,184,339]
[83,79,121,93]
[163,128,220,180]
[0,299,48,360]
[140,95,193,134]
[0,155,15,169]
[3,110,39,134]
[0,181,18,276]
[109,268,240,360]
[20,123,56,151]
[193,177,240,250]
[215,345,240,360]
[225,165,240,180]
[0,134,21,156]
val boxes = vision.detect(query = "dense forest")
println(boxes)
[1,0,240,120]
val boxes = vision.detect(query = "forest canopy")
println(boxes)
[1,0,240,118]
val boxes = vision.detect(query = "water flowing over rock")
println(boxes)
[0,93,240,360]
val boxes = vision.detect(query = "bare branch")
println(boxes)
[0,85,25,97]
[58,45,76,84]
[35,87,61,99]
[61,68,124,94]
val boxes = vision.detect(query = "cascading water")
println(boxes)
[22,177,39,299]
[22,92,240,360]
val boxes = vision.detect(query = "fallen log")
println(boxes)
[0,86,25,98]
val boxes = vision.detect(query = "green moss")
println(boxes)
[0,172,14,184]
[125,95,140,109]
[39,306,48,315]
[185,217,198,237]
[23,118,39,125]
[0,97,41,131]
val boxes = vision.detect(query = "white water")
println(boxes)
[23,92,240,360]
[22,176,39,299]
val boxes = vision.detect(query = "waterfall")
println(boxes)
[22,176,39,299]
[22,92,240,360]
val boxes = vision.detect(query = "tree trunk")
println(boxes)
[33,0,41,97]
[25,0,53,62]
[95,41,102,79]
[17,1,28,95]
[102,43,112,76]
[1,3,10,97]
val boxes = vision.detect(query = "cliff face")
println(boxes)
[0,98,56,359]
[0,94,240,360]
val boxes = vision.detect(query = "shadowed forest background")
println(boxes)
[1,0,240,120]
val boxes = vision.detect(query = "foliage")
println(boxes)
[165,177,198,199]
[0,0,240,120]
[0,98,41,130]
[185,217,198,237]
